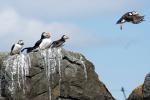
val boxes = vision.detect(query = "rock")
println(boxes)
[143,73,150,100]
[128,73,150,100]
[0,48,115,100]
[128,85,143,100]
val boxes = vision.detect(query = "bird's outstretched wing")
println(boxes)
[21,39,42,53]
[116,17,124,24]
[34,39,42,48]
[116,12,133,24]
[132,15,144,24]
[21,47,33,53]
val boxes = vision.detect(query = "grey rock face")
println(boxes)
[143,73,150,100]
[128,73,150,100]
[0,48,114,100]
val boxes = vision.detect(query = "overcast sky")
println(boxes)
[0,0,150,99]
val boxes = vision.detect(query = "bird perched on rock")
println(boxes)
[50,35,69,48]
[116,11,144,30]
[10,40,24,55]
[21,32,51,53]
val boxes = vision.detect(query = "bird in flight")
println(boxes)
[116,11,144,30]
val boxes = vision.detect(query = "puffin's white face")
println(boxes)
[17,40,24,45]
[42,32,51,38]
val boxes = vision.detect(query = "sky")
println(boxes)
[0,0,150,99]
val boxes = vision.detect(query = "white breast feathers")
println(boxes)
[39,38,51,50]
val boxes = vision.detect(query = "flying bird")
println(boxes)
[50,35,69,48]
[10,40,24,55]
[21,32,51,53]
[116,11,144,30]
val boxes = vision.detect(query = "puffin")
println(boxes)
[21,32,51,53]
[50,35,69,48]
[10,40,24,55]
[116,11,144,30]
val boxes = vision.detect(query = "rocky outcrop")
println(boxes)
[128,73,150,100]
[143,73,150,100]
[128,85,143,100]
[0,48,115,100]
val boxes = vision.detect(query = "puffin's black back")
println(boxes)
[50,35,66,48]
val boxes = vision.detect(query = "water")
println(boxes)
[3,54,31,95]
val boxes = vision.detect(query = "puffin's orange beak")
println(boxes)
[47,32,51,38]
[66,36,69,39]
